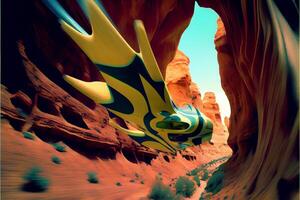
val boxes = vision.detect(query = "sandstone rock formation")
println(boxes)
[224,116,230,129]
[202,92,222,123]
[165,50,230,146]
[207,1,299,199]
[165,50,203,109]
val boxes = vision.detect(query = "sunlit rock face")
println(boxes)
[224,116,230,129]
[202,92,222,123]
[165,50,203,109]
[205,0,299,198]
[165,50,230,146]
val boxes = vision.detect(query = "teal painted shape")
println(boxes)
[42,0,87,34]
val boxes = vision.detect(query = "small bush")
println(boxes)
[205,170,224,195]
[52,143,66,152]
[51,156,61,164]
[116,182,122,186]
[129,179,135,183]
[175,176,195,197]
[23,132,35,140]
[22,167,49,192]
[140,180,144,184]
[149,179,179,200]
[135,173,139,178]
[189,168,199,176]
[201,170,209,181]
[87,172,99,184]
[193,175,201,187]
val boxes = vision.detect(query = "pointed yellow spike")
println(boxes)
[61,0,135,66]
[134,20,164,82]
[60,20,92,55]
[109,118,146,137]
[63,75,113,104]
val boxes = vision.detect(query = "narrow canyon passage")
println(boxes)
[1,0,298,200]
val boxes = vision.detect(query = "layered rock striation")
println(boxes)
[165,50,203,109]
[207,1,299,199]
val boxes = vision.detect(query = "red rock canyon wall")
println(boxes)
[207,1,299,199]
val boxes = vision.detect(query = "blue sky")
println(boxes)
[178,6,231,118]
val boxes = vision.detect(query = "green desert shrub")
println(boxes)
[201,170,209,181]
[116,182,122,186]
[52,143,66,152]
[23,131,35,140]
[175,176,196,197]
[51,156,61,164]
[129,179,135,183]
[140,180,144,184]
[87,172,99,184]
[205,170,224,195]
[187,168,199,176]
[193,175,201,187]
[149,179,179,200]
[22,167,49,192]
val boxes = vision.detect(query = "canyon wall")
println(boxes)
[207,1,299,199]
[2,0,298,199]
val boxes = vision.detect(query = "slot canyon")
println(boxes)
[1,0,298,199]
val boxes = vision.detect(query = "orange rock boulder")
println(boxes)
[166,50,203,110]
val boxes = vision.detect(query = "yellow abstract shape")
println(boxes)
[109,118,145,137]
[101,72,148,127]
[63,75,113,104]
[60,0,135,66]
[139,75,174,115]
[134,20,163,82]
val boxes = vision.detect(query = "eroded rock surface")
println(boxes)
[165,50,230,146]
[166,50,203,109]
[206,1,299,198]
